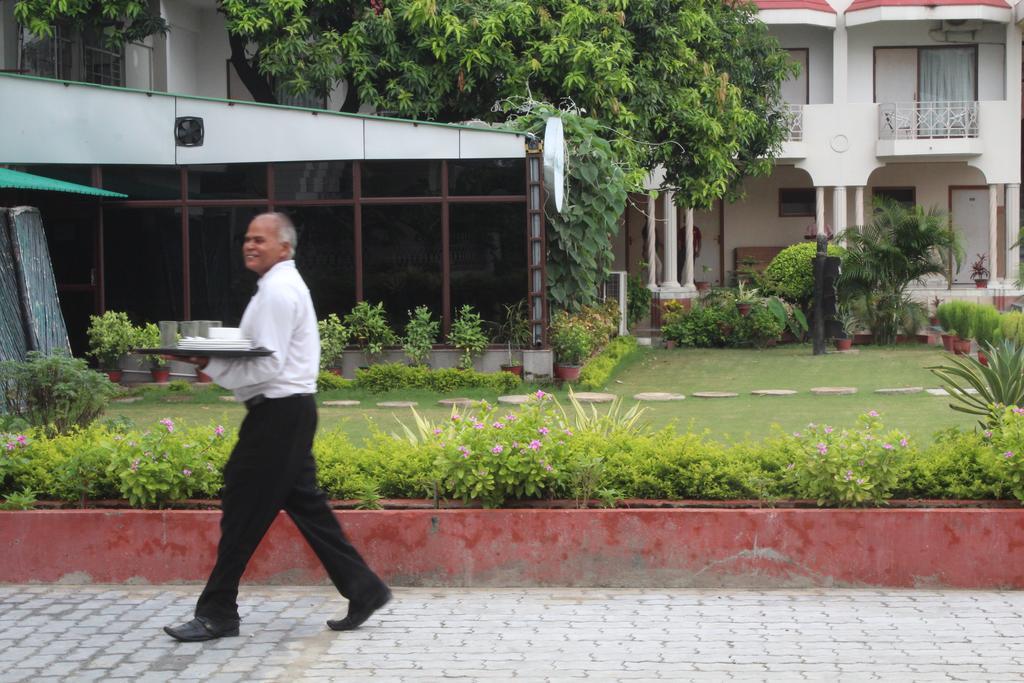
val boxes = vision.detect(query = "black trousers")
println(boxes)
[195,394,387,622]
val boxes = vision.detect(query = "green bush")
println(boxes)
[0,352,118,436]
[447,305,488,370]
[626,272,652,328]
[86,311,139,369]
[998,311,1024,345]
[579,336,639,390]
[662,301,740,348]
[353,363,519,394]
[317,371,353,392]
[735,302,784,348]
[971,305,1001,347]
[763,242,844,306]
[344,301,396,363]
[402,306,439,366]
[318,313,350,371]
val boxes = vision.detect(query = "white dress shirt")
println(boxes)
[202,260,320,402]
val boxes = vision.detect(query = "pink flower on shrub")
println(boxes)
[545,463,553,472]
[505,414,517,422]
[490,445,503,454]
[535,390,546,399]
[473,422,485,430]
[538,427,549,435]
[214,425,225,437]
[792,432,802,438]
[823,426,833,435]
[433,428,443,435]
[867,410,879,418]
[130,459,140,471]
[529,440,542,451]
[159,418,174,433]
[458,446,471,458]
[1014,407,1024,415]
[883,443,894,450]
[899,438,908,447]
[856,478,865,485]
[816,443,828,455]
[4,442,14,451]
[182,468,192,477]
[844,470,853,481]
[984,430,993,439]
[786,463,794,470]
[492,422,505,429]
[15,435,27,445]
[563,429,573,436]
[1005,451,1015,459]
[451,414,461,422]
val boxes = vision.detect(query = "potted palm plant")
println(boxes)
[735,282,760,317]
[833,307,858,351]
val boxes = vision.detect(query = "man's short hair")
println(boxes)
[254,212,298,258]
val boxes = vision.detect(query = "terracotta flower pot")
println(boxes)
[975,279,988,289]
[500,364,523,377]
[737,303,752,317]
[150,368,170,383]
[978,350,989,367]
[953,338,972,355]
[834,338,853,351]
[940,334,956,353]
[105,370,123,384]
[553,364,581,381]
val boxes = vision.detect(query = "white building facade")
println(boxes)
[626,0,1024,310]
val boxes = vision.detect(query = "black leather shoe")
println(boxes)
[164,616,240,642]
[327,588,392,631]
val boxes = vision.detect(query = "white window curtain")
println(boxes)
[918,48,976,136]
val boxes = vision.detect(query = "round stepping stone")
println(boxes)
[633,392,685,401]
[810,387,857,396]
[498,395,531,405]
[438,398,476,407]
[112,396,142,404]
[927,387,977,396]
[376,401,417,408]
[323,400,361,407]
[692,391,739,399]
[219,395,237,402]
[571,392,615,403]
[875,387,923,395]
[751,389,797,397]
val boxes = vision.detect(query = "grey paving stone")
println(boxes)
[569,392,615,403]
[633,392,685,401]
[810,386,858,395]
[496,394,531,405]
[375,401,418,408]
[875,386,924,395]
[321,400,360,407]
[692,391,739,398]
[751,389,798,396]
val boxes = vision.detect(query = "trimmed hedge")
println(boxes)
[353,363,520,394]
[578,336,639,390]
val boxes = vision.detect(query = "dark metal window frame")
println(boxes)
[92,159,536,339]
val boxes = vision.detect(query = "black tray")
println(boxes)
[135,347,274,358]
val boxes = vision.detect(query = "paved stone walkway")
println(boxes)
[2,585,1023,682]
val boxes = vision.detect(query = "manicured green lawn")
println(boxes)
[104,344,978,444]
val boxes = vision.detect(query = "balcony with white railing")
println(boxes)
[777,103,806,160]
[876,101,983,158]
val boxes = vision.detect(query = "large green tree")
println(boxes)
[16,0,795,207]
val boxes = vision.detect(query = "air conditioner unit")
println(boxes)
[601,270,629,336]
[941,19,983,33]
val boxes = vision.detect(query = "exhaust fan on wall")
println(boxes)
[174,117,204,147]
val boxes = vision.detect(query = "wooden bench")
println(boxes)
[734,246,786,273]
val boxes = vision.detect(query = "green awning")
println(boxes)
[0,168,127,198]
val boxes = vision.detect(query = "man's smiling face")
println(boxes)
[243,215,291,276]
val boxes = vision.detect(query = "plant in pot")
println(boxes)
[626,270,653,331]
[695,264,713,292]
[86,311,137,383]
[971,304,1001,366]
[970,253,990,288]
[935,301,959,352]
[344,301,396,366]
[549,311,593,381]
[735,282,760,317]
[948,301,974,355]
[318,313,351,375]
[495,300,531,376]
[833,307,859,351]
[137,322,171,382]
[402,306,439,367]
[447,305,489,370]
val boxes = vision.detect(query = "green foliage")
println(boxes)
[136,323,167,368]
[661,300,740,348]
[970,305,1001,347]
[578,336,639,391]
[840,199,962,344]
[317,371,353,392]
[549,311,594,366]
[735,301,785,348]
[936,300,973,338]
[0,488,37,510]
[512,107,629,312]
[402,306,440,366]
[0,352,118,436]
[105,419,231,508]
[893,428,1004,500]
[495,300,532,350]
[344,301,397,363]
[447,305,489,370]
[998,311,1024,345]
[14,0,166,50]
[763,242,845,307]
[354,363,519,394]
[167,379,192,393]
[786,411,909,506]
[318,313,351,371]
[929,340,1024,426]
[984,406,1024,502]
[86,311,138,369]
[626,272,653,329]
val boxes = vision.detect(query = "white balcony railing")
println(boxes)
[784,104,803,142]
[878,101,978,140]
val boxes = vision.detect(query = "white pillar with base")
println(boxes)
[989,184,999,287]
[832,186,847,242]
[683,208,696,290]
[854,186,865,229]
[1007,184,1020,285]
[646,192,657,289]
[661,191,681,288]
[815,187,826,236]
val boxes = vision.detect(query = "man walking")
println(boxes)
[165,212,391,642]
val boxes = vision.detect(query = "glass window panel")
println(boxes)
[103,207,183,323]
[188,207,264,325]
[450,203,527,330]
[288,206,356,317]
[274,162,353,200]
[448,159,525,196]
[20,165,93,186]
[42,200,95,284]
[779,188,816,217]
[102,165,181,200]
[361,161,441,197]
[873,187,916,210]
[187,164,267,200]
[362,205,442,327]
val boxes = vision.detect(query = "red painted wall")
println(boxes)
[2,508,1023,588]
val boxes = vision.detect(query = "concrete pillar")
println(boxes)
[815,187,826,236]
[854,186,865,228]
[989,184,999,286]
[1007,184,1020,285]
[683,208,696,290]
[646,192,657,289]
[661,191,681,288]
[832,186,847,241]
